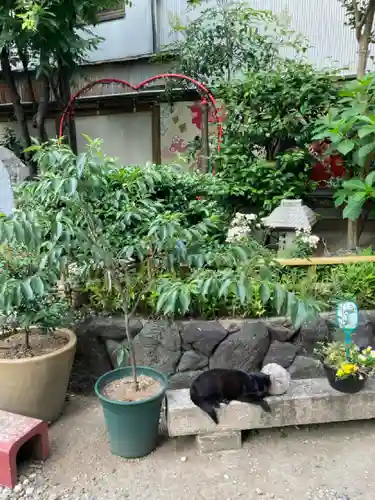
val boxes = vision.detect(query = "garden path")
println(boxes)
[4,395,373,500]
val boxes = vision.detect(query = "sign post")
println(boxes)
[336,301,359,358]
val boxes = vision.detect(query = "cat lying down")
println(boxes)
[190,368,272,424]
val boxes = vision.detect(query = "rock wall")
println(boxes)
[71,311,375,391]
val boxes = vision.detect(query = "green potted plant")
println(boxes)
[0,217,77,422]
[315,340,375,393]
[24,139,320,458]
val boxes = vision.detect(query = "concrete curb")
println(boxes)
[166,378,375,451]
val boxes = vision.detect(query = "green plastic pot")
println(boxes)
[95,366,168,458]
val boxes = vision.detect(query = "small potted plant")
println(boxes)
[315,340,375,393]
[0,220,77,422]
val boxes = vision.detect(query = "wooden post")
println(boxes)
[151,103,161,164]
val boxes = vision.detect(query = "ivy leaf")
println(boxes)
[163,290,179,314]
[12,284,22,307]
[179,288,191,314]
[358,142,375,161]
[336,139,355,156]
[343,199,365,220]
[13,220,25,242]
[52,221,63,240]
[291,300,307,329]
[358,125,375,139]
[286,292,297,317]
[218,278,232,298]
[260,282,271,304]
[104,270,112,292]
[342,179,365,191]
[274,285,286,315]
[30,276,44,296]
[201,276,213,296]
[64,177,78,196]
[365,170,375,186]
[21,280,34,301]
[237,283,247,304]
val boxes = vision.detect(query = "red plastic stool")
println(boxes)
[0,410,49,488]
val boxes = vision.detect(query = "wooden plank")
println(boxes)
[151,103,161,165]
[276,255,375,266]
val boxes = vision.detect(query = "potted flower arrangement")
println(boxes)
[0,218,77,422]
[24,139,320,458]
[315,340,375,393]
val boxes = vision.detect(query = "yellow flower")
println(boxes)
[359,355,367,362]
[341,363,358,375]
[336,368,344,377]
[371,351,375,358]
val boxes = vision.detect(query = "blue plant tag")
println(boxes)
[336,301,358,359]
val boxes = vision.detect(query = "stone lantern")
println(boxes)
[262,199,317,253]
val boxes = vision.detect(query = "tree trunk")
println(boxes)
[17,48,36,104]
[35,68,50,143]
[58,63,78,154]
[347,5,375,249]
[0,48,33,168]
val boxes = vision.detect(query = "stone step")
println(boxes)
[0,410,49,488]
[166,378,375,442]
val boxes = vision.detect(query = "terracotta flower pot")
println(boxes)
[0,328,76,422]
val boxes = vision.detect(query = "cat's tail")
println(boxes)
[196,399,219,424]
[190,390,219,424]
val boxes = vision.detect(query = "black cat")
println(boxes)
[190,368,272,424]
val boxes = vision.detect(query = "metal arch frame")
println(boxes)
[58,73,223,173]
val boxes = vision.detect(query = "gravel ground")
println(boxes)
[2,395,375,500]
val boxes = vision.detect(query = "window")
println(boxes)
[98,1,125,22]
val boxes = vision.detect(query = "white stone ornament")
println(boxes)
[262,363,291,396]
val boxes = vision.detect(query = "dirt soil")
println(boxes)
[8,395,375,500]
[0,331,67,360]
[102,374,162,402]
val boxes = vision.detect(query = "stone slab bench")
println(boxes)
[166,378,375,453]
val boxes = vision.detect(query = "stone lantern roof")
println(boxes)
[262,199,317,231]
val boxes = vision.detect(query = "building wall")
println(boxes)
[75,111,153,165]
[86,2,154,63]
[88,0,374,75]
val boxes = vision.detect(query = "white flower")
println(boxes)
[245,213,257,221]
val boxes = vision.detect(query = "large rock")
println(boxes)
[0,146,30,184]
[262,341,298,369]
[168,370,204,389]
[266,318,298,342]
[132,320,181,376]
[210,321,270,371]
[177,350,208,372]
[296,318,329,355]
[180,321,228,356]
[78,315,143,341]
[70,322,113,393]
[105,339,128,368]
[288,355,325,379]
[218,319,243,334]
